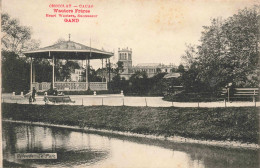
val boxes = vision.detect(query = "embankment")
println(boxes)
[2,103,259,144]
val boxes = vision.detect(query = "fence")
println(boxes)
[2,95,259,108]
[32,82,108,91]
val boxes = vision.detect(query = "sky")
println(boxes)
[2,0,258,68]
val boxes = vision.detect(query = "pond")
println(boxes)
[2,122,259,168]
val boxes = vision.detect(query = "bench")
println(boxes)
[222,88,258,102]
[44,96,75,103]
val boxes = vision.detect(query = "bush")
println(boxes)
[164,91,224,102]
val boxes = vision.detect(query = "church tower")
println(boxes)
[118,47,132,79]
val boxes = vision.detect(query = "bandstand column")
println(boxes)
[30,57,33,91]
[88,39,91,90]
[105,58,107,90]
[52,55,55,88]
[86,56,89,90]
[108,58,111,83]
[88,58,90,89]
[105,59,108,82]
[101,59,103,82]
[54,58,56,82]
[33,64,35,83]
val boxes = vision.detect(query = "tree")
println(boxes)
[178,6,259,96]
[176,64,185,73]
[1,13,33,54]
[129,71,149,95]
[171,67,177,72]
[81,66,102,83]
[89,67,102,82]
[181,62,205,92]
[33,58,53,82]
[57,61,80,81]
[197,7,259,90]
[197,17,229,90]
[116,61,124,74]
[181,44,198,69]
[1,13,42,93]
[221,7,259,87]
[149,72,167,96]
[54,38,66,44]
[110,74,121,92]
[22,39,41,52]
[2,51,30,93]
[108,61,125,92]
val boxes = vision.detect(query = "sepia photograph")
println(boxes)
[1,0,259,167]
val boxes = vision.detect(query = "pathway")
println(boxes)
[2,93,259,107]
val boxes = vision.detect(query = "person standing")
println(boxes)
[32,87,36,102]
[53,87,58,96]
[29,95,32,104]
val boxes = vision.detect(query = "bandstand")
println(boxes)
[23,40,113,92]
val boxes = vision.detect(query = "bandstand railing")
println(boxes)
[32,82,108,91]
[54,82,87,91]
[32,82,51,92]
[90,82,107,90]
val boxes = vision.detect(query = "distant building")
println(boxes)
[71,68,84,82]
[118,47,178,79]
[118,47,133,80]
[132,63,177,78]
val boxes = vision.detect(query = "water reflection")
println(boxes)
[2,122,259,168]
[3,123,110,168]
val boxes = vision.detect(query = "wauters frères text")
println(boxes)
[46,4,98,22]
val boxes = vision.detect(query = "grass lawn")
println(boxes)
[2,103,259,143]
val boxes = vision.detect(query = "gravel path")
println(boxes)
[2,93,259,107]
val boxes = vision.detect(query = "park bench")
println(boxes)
[222,88,258,102]
[45,96,75,103]
[233,88,258,101]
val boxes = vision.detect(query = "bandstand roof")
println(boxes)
[23,41,113,60]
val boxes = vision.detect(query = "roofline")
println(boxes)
[23,49,114,55]
[39,40,102,51]
[23,40,114,56]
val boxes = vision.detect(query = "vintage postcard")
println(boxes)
[1,0,259,167]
